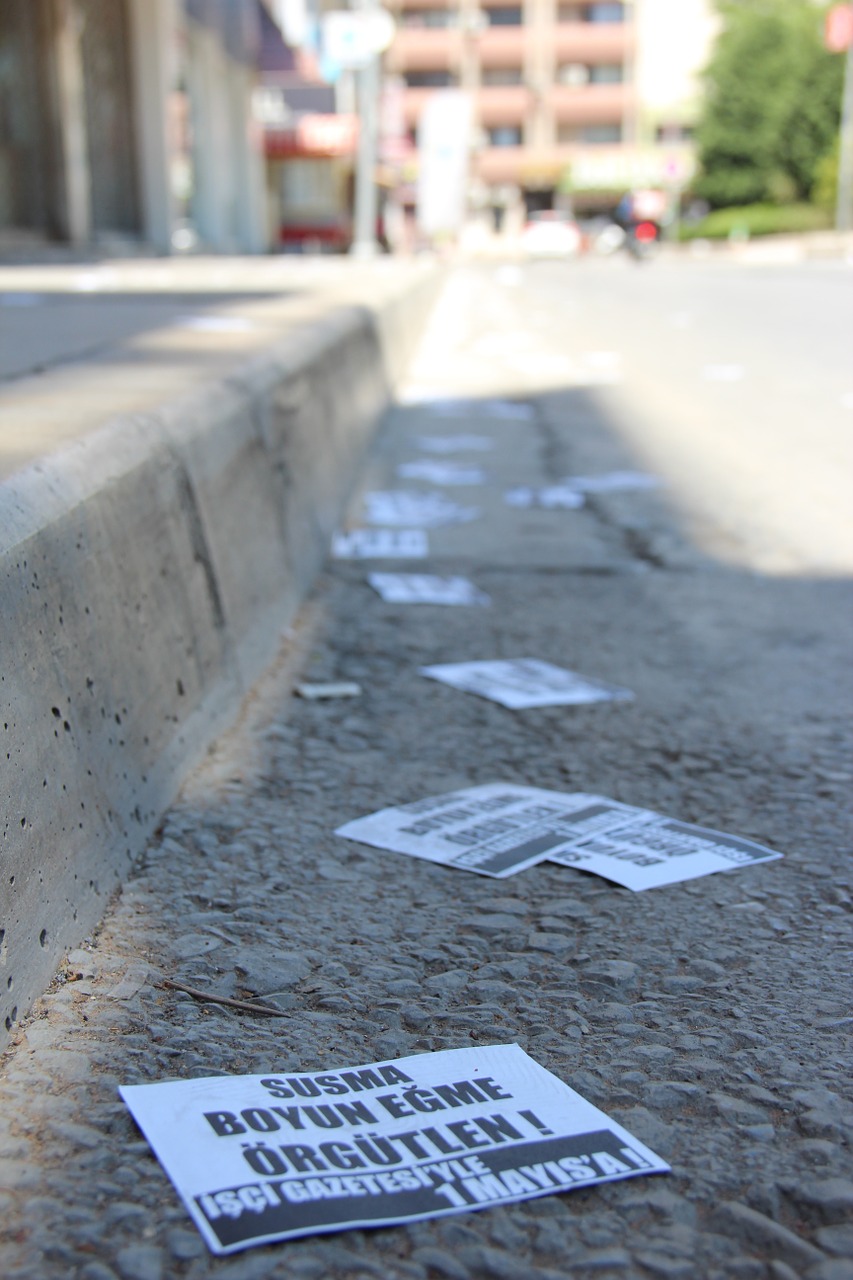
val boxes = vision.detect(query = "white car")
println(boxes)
[520,211,582,258]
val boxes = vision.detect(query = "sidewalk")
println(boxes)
[0,256,428,480]
[1,266,851,1280]
[0,254,438,1058]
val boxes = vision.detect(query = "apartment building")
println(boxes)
[385,0,713,214]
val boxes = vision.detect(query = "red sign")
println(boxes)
[825,3,853,52]
[266,115,358,159]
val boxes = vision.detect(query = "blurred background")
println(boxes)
[0,0,850,260]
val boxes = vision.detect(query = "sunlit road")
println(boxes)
[424,255,853,576]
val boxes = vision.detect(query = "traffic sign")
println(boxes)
[825,4,853,53]
[322,10,395,69]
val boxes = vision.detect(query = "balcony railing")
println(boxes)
[387,28,459,72]
[401,83,531,128]
[476,84,531,126]
[552,22,631,61]
[549,82,628,123]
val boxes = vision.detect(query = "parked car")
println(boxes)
[520,211,582,259]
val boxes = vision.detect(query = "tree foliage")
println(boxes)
[695,0,844,208]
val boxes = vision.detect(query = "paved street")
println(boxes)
[1,257,852,1280]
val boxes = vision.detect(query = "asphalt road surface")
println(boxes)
[1,257,851,1280]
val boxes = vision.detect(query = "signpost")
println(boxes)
[826,4,853,231]
[322,7,395,256]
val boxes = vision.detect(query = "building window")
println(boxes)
[586,3,625,22]
[404,70,458,87]
[589,63,624,83]
[558,2,624,20]
[400,9,457,27]
[655,123,694,143]
[487,125,522,146]
[483,7,523,26]
[580,123,622,143]
[482,66,523,86]
[559,63,624,85]
[557,63,589,86]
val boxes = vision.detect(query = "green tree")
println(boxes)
[696,0,844,208]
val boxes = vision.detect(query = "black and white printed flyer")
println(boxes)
[363,491,479,528]
[561,471,660,495]
[416,434,494,453]
[368,574,490,607]
[397,460,487,486]
[545,796,783,890]
[332,530,429,560]
[120,1044,668,1255]
[336,783,782,886]
[418,659,633,710]
[337,783,604,877]
[504,486,585,510]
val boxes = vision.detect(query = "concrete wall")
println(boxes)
[0,268,438,1051]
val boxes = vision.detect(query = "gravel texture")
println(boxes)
[1,265,852,1280]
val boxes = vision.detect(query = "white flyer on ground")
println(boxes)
[397,461,486,486]
[336,783,783,887]
[338,783,608,877]
[419,659,633,710]
[472,398,533,421]
[332,530,428,560]
[363,491,478,528]
[561,472,660,495]
[547,797,783,891]
[505,486,585,510]
[406,396,533,421]
[120,1044,668,1255]
[368,574,490,606]
[416,435,494,453]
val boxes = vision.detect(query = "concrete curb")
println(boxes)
[0,265,439,1049]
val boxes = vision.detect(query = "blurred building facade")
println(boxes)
[384,0,716,214]
[0,0,277,255]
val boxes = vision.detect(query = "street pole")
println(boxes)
[351,3,380,257]
[837,29,853,231]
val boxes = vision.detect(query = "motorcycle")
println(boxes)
[625,218,662,261]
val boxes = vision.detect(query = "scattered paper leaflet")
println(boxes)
[368,574,490,606]
[562,472,660,495]
[418,659,633,710]
[506,475,659,508]
[332,530,428,560]
[363,491,478,528]
[120,1044,667,1255]
[546,797,782,891]
[295,682,361,701]
[336,783,782,886]
[416,435,494,453]
[403,396,533,421]
[477,399,534,421]
[397,461,486,486]
[338,783,603,878]
[505,486,585,511]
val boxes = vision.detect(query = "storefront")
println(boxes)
[265,113,358,252]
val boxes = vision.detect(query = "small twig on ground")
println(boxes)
[158,978,288,1017]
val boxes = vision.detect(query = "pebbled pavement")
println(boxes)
[1,265,852,1280]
